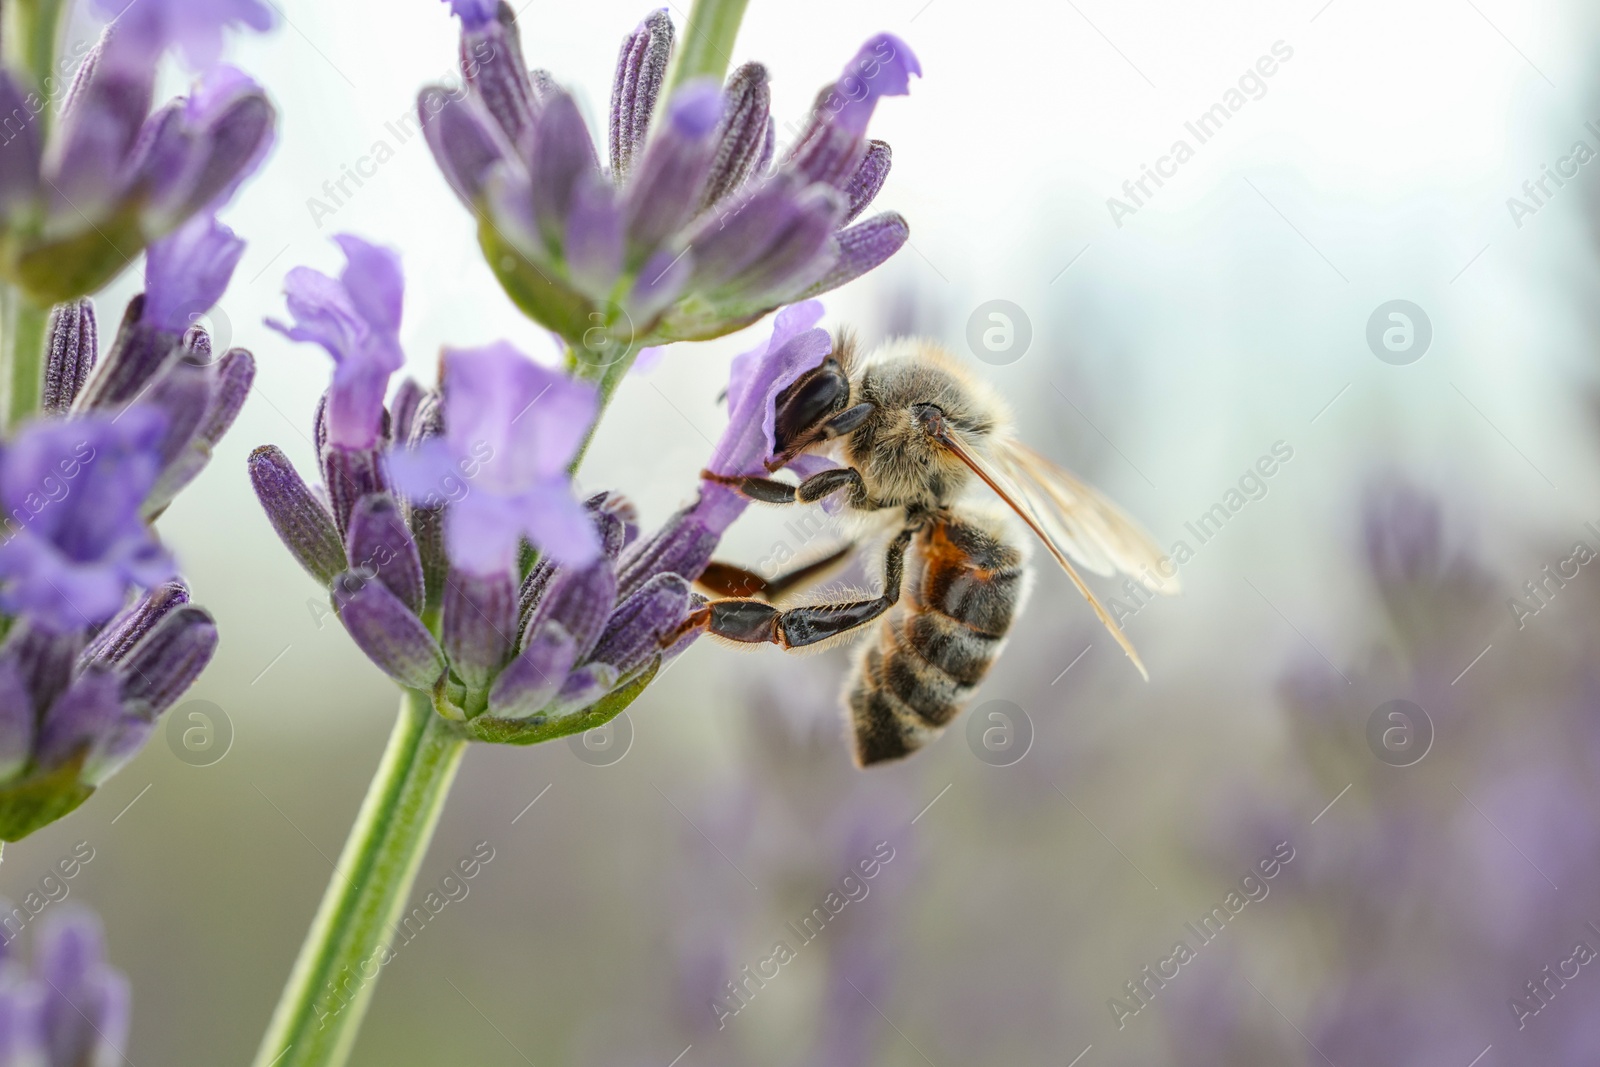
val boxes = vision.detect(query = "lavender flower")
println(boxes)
[421,3,917,356]
[0,23,275,303]
[91,0,274,71]
[0,411,173,631]
[266,235,405,450]
[250,240,835,741]
[0,906,131,1066]
[388,342,600,572]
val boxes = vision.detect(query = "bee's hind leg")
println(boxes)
[697,543,855,601]
[671,528,911,650]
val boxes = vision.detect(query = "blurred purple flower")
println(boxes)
[389,342,599,575]
[93,0,273,70]
[267,235,405,450]
[143,214,245,333]
[0,411,174,631]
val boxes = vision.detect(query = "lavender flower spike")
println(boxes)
[426,8,919,351]
[388,342,601,575]
[266,235,405,450]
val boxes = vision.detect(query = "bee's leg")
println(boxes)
[697,543,855,600]
[702,467,868,507]
[673,528,911,649]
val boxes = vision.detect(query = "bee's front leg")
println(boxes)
[702,467,868,506]
[671,528,911,650]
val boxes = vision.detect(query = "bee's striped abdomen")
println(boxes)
[847,514,1026,765]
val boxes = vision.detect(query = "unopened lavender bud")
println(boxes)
[609,9,674,180]
[332,573,446,690]
[528,90,601,253]
[801,212,908,299]
[700,63,771,210]
[147,348,254,513]
[523,560,616,664]
[143,361,212,471]
[621,82,721,264]
[81,581,190,667]
[390,379,428,445]
[118,605,217,715]
[35,668,152,784]
[419,86,513,207]
[346,494,425,615]
[588,572,692,677]
[460,0,537,145]
[732,186,844,302]
[442,569,517,690]
[11,628,84,723]
[842,140,891,224]
[616,505,720,601]
[75,296,175,411]
[486,627,578,719]
[249,445,348,586]
[321,446,389,539]
[42,300,98,414]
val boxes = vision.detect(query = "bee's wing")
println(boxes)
[932,431,1172,681]
[991,439,1180,596]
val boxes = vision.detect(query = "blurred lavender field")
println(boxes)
[4,0,1600,1063]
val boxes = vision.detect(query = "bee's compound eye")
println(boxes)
[773,362,850,452]
[912,403,947,434]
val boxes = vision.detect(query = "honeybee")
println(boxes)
[681,334,1178,765]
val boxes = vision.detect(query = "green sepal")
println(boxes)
[478,218,593,342]
[0,753,94,843]
[463,656,660,746]
[10,207,147,303]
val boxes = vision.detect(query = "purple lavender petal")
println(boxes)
[419,86,515,207]
[717,300,830,476]
[34,665,127,771]
[346,494,425,615]
[700,62,771,210]
[332,572,446,689]
[842,139,891,223]
[620,81,721,264]
[459,1,537,145]
[91,0,273,70]
[609,9,675,181]
[0,410,174,630]
[486,626,578,719]
[388,342,600,573]
[527,89,601,254]
[441,567,517,689]
[41,300,97,414]
[828,34,921,136]
[267,234,405,450]
[443,0,497,24]
[117,603,217,714]
[800,212,908,299]
[546,661,621,716]
[587,572,692,676]
[141,361,213,473]
[626,245,693,324]
[248,445,348,586]
[142,215,245,334]
[0,967,45,1063]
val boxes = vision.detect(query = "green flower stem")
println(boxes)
[566,343,641,475]
[2,0,67,125]
[252,689,467,1067]
[667,0,751,94]
[1,283,51,431]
